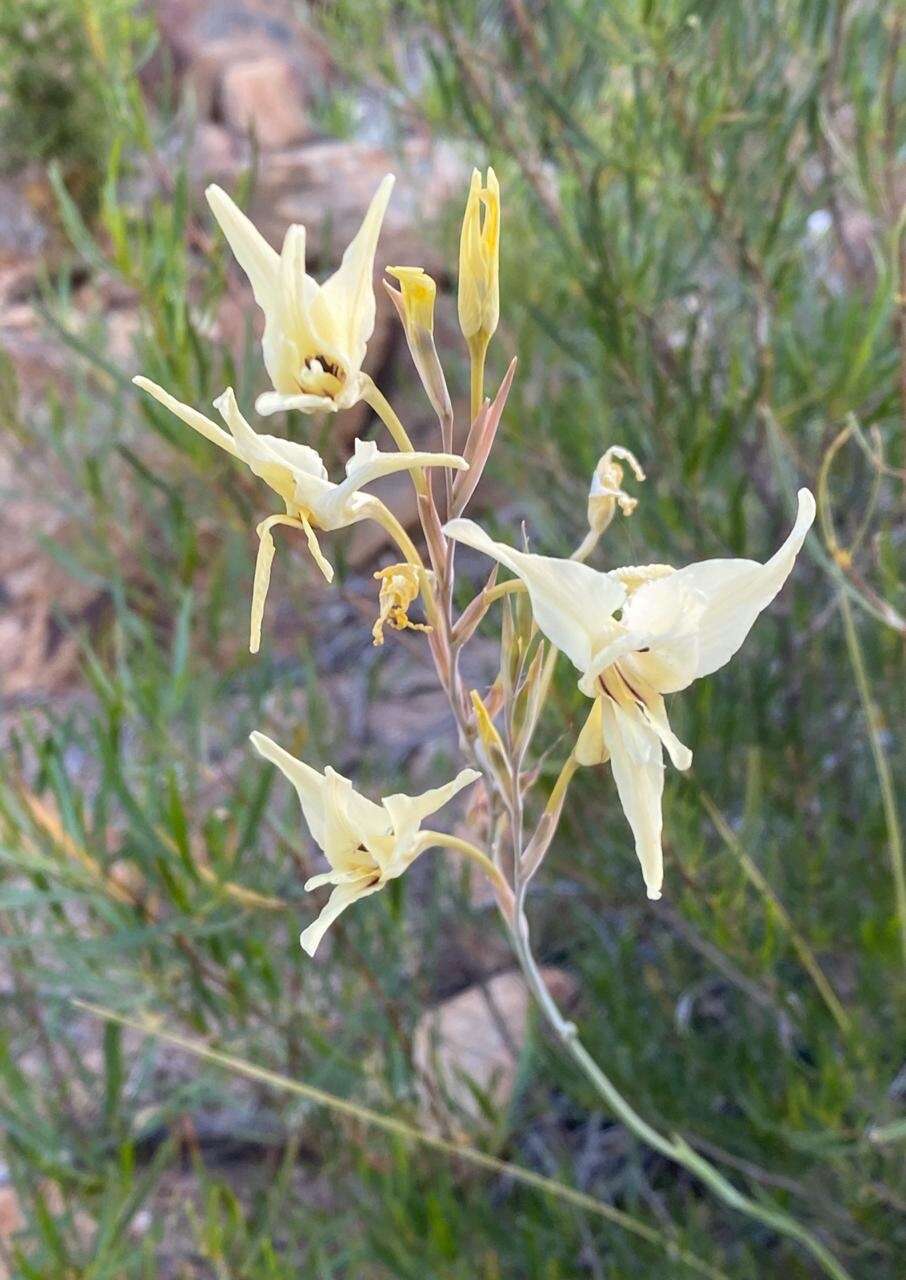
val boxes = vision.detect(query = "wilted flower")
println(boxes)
[133,377,465,651]
[250,731,479,955]
[371,562,431,645]
[587,446,646,535]
[384,266,452,423]
[444,490,816,900]
[206,175,394,416]
[458,167,500,350]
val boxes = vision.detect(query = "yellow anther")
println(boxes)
[610,563,675,593]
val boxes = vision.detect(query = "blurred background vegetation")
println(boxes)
[0,0,903,1276]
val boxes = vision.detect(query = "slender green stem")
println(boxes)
[361,376,429,497]
[422,830,515,920]
[571,528,600,563]
[468,332,490,422]
[699,788,851,1031]
[837,586,906,968]
[508,906,854,1280]
[484,577,526,606]
[75,999,733,1280]
[521,751,580,881]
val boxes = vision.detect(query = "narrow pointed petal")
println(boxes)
[299,877,383,956]
[249,731,328,850]
[321,768,386,870]
[316,441,466,528]
[574,697,608,766]
[443,519,626,672]
[278,224,317,336]
[626,490,816,692]
[299,514,334,582]
[206,185,280,312]
[251,515,286,653]
[304,868,374,891]
[256,389,339,417]
[320,174,395,366]
[213,388,296,501]
[335,439,465,498]
[323,766,390,847]
[636,688,692,770]
[133,377,239,457]
[382,769,480,852]
[600,699,665,899]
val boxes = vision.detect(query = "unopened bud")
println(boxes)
[385,267,452,423]
[458,167,500,348]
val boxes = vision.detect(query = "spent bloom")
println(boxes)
[444,490,816,900]
[206,175,394,416]
[251,731,479,955]
[133,377,465,651]
[371,562,430,646]
[588,446,646,535]
[458,167,500,350]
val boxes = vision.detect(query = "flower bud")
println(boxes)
[458,167,500,348]
[385,267,452,423]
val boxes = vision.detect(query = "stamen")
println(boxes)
[610,563,675,593]
[305,355,342,380]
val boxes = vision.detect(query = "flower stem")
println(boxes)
[78,998,734,1280]
[468,332,490,422]
[571,528,600,563]
[423,831,515,922]
[483,577,526,606]
[361,376,429,497]
[507,902,853,1280]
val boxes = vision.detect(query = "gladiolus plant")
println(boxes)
[130,169,849,1279]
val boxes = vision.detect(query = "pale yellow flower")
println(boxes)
[205,175,394,416]
[444,490,816,899]
[133,377,465,651]
[371,562,431,645]
[250,731,479,955]
[458,167,500,347]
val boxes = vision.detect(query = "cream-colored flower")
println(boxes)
[458,167,500,347]
[133,377,465,651]
[444,490,816,899]
[206,175,394,416]
[250,731,480,955]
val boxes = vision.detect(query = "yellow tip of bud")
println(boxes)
[469,688,508,763]
[386,266,437,333]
